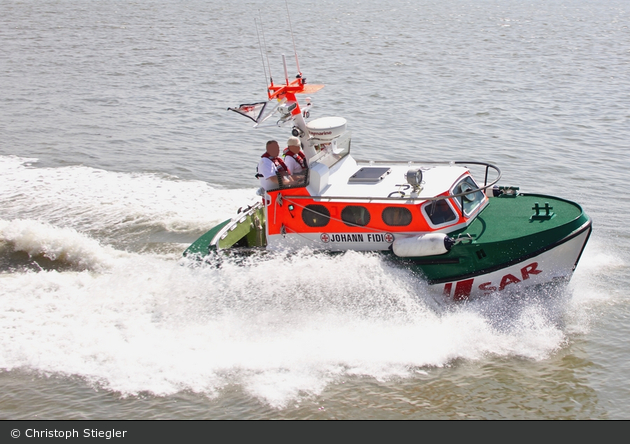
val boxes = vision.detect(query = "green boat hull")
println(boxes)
[403,193,591,283]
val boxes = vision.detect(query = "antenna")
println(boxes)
[285,0,301,76]
[258,10,273,86]
[282,54,289,85]
[255,18,269,92]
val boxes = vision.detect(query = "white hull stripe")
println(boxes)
[438,227,591,300]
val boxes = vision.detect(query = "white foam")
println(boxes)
[0,219,130,271]
[569,238,625,303]
[0,245,588,408]
[0,155,257,235]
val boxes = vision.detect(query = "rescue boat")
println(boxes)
[184,55,592,301]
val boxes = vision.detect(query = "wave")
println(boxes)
[0,239,605,408]
[0,218,135,272]
[0,155,258,247]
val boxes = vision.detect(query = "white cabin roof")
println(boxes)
[315,154,469,202]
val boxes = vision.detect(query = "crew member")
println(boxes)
[283,136,308,174]
[256,140,294,190]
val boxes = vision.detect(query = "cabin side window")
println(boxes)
[302,204,331,227]
[382,207,412,226]
[453,176,485,216]
[423,199,457,226]
[341,206,371,227]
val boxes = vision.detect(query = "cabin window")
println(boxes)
[382,207,412,226]
[423,199,457,226]
[453,176,485,216]
[341,206,371,227]
[302,204,331,227]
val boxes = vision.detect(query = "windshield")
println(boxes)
[453,176,485,216]
[309,131,351,169]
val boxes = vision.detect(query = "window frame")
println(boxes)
[421,198,458,228]
[301,204,331,228]
[381,206,413,227]
[451,176,485,217]
[340,205,371,227]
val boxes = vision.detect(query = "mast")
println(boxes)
[286,0,301,76]
[234,3,324,161]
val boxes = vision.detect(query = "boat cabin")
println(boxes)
[262,116,489,252]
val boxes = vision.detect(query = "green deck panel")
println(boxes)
[411,193,590,281]
[183,219,230,257]
[463,194,584,243]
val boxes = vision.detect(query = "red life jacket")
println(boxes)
[258,152,289,176]
[283,149,308,169]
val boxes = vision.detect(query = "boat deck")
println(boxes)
[462,193,587,243]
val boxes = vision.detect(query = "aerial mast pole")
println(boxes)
[285,0,301,77]
[258,10,273,90]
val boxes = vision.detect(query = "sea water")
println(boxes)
[0,0,629,419]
